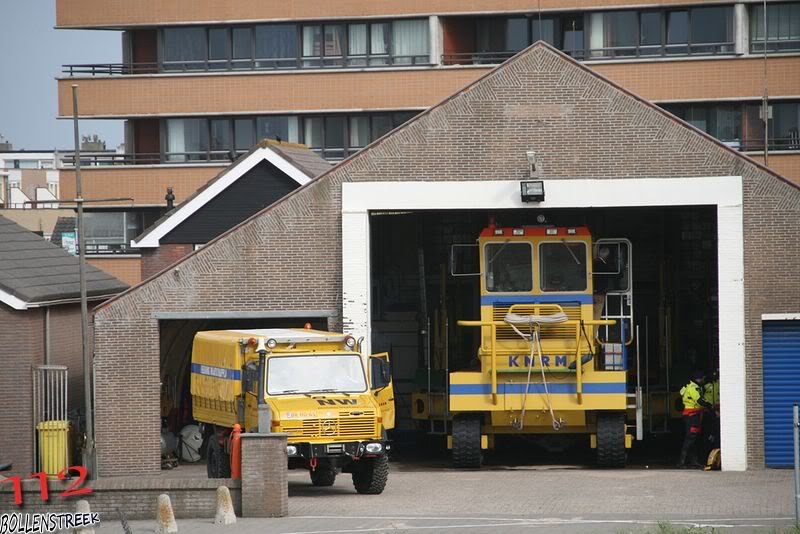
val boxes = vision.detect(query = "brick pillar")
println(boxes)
[240,433,288,517]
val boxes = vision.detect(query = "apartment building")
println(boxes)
[56,0,800,283]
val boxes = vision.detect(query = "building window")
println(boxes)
[255,24,298,68]
[161,112,418,162]
[163,27,207,71]
[165,118,209,162]
[588,7,732,58]
[664,103,742,148]
[256,116,300,145]
[661,101,800,152]
[751,2,800,53]
[561,15,585,59]
[160,18,429,72]
[84,211,159,254]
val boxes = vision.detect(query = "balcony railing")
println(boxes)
[85,242,138,255]
[62,56,432,76]
[59,152,238,167]
[441,42,734,65]
[751,38,800,54]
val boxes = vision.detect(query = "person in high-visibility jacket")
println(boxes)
[702,370,721,453]
[677,370,712,468]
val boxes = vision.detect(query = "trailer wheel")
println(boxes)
[311,466,337,487]
[452,414,482,469]
[352,455,389,494]
[596,412,626,468]
[206,437,231,478]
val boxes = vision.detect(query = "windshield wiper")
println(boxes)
[307,389,350,396]
[561,239,581,265]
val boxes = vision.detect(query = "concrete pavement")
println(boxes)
[94,463,798,533]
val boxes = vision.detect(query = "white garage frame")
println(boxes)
[342,177,746,470]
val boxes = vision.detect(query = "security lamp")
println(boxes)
[520,180,545,203]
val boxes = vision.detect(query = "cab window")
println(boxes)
[539,242,587,292]
[484,242,533,293]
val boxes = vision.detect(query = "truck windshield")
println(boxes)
[484,242,533,293]
[540,241,587,292]
[267,354,367,395]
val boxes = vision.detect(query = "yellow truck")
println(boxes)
[414,223,638,468]
[190,327,395,494]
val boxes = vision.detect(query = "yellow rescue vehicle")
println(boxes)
[414,222,638,468]
[191,328,395,494]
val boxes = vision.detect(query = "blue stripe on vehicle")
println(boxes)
[450,383,626,395]
[480,295,593,305]
[191,363,241,380]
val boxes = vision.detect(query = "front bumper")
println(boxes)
[287,440,387,459]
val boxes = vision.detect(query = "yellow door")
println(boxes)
[369,352,395,431]
[243,361,260,432]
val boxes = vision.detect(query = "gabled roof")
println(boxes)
[96,42,799,313]
[0,215,128,310]
[132,140,330,248]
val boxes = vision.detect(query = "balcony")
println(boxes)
[57,68,481,118]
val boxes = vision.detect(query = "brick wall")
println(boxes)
[141,244,194,281]
[60,166,223,206]
[87,257,142,286]
[0,307,44,475]
[48,304,86,413]
[58,57,800,119]
[0,476,241,520]
[92,44,800,475]
[55,0,754,28]
[749,153,800,188]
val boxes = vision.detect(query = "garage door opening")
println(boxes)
[369,206,719,467]
[158,314,329,471]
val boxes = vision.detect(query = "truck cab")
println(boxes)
[191,328,394,494]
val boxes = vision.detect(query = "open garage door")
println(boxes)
[157,312,331,466]
[368,206,720,466]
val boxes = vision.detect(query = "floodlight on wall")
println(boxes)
[520,180,545,203]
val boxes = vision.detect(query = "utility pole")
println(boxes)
[72,84,95,478]
[762,0,770,166]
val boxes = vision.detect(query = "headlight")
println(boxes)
[365,442,383,453]
[286,445,298,456]
[344,336,356,350]
[266,338,278,349]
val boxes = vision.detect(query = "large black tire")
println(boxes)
[452,414,482,469]
[352,455,389,494]
[311,466,337,487]
[596,412,626,468]
[206,437,231,478]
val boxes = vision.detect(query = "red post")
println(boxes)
[231,424,242,480]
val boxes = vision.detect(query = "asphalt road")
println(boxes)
[93,462,798,534]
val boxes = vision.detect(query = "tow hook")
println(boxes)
[309,457,318,471]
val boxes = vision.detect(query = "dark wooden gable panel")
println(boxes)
[161,160,301,244]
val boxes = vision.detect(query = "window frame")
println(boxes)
[483,240,534,294]
[538,240,589,293]
[750,2,800,53]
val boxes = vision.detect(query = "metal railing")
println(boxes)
[59,151,241,167]
[441,42,734,65]
[457,304,615,406]
[751,38,800,54]
[32,365,68,474]
[85,243,137,255]
[62,56,432,76]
